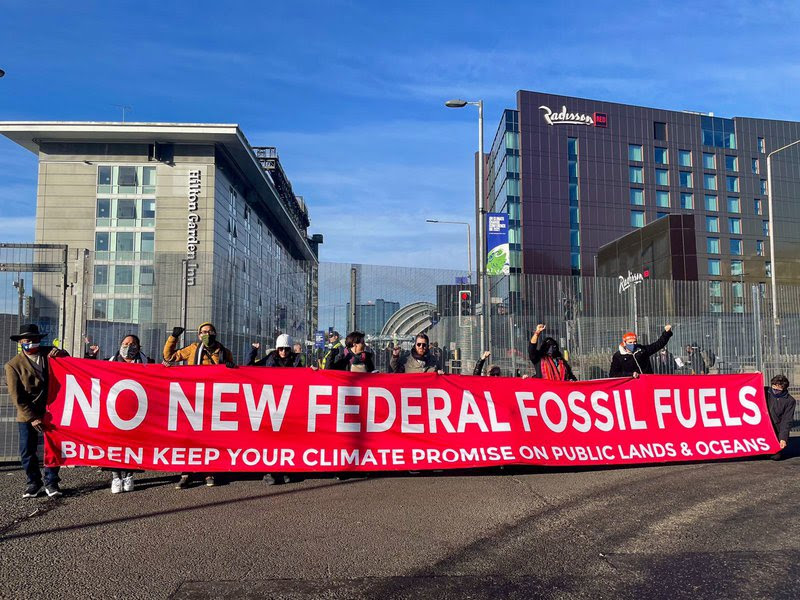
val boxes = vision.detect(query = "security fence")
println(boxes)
[2,250,798,461]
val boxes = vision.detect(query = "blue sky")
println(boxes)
[1,0,799,269]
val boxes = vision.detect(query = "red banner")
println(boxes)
[44,358,778,472]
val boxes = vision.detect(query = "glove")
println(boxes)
[224,360,237,369]
[171,327,185,338]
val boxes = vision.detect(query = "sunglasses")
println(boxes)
[415,342,428,347]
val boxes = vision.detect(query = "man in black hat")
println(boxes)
[4,323,69,498]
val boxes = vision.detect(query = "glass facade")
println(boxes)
[701,115,736,148]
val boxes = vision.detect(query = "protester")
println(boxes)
[473,350,502,377]
[765,374,796,460]
[320,331,343,369]
[250,333,303,485]
[390,333,443,374]
[331,331,377,372]
[430,341,443,371]
[163,322,235,488]
[4,324,69,498]
[609,325,673,378]
[651,347,678,375]
[107,334,150,494]
[685,344,708,375]
[293,342,307,367]
[528,324,576,381]
[384,342,396,373]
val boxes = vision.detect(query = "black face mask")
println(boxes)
[546,346,556,356]
[772,388,788,398]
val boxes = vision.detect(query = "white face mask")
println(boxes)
[120,345,138,359]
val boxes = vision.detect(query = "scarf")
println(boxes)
[541,356,567,381]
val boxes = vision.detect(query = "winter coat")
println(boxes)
[321,341,343,370]
[609,329,673,377]
[109,351,153,363]
[248,347,303,368]
[651,351,677,375]
[5,346,69,422]
[528,340,577,381]
[390,349,438,373]
[163,335,234,365]
[765,388,797,444]
[331,348,376,372]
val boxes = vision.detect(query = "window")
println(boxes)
[142,199,156,219]
[629,166,643,184]
[114,265,133,285]
[760,180,767,194]
[707,238,720,254]
[730,238,743,255]
[629,144,643,161]
[630,188,644,205]
[631,210,645,228]
[655,147,668,164]
[140,266,155,286]
[733,282,744,298]
[679,171,693,187]
[763,220,770,236]
[731,260,743,276]
[704,174,717,190]
[709,281,722,296]
[140,231,155,253]
[703,153,716,169]
[758,137,765,153]
[116,199,136,220]
[726,176,739,192]
[754,198,763,215]
[701,115,736,149]
[94,265,108,285]
[116,232,134,252]
[710,301,723,313]
[756,240,764,256]
[95,232,109,252]
[708,259,721,275]
[729,217,741,234]
[142,166,156,191]
[752,158,760,174]
[706,216,719,232]
[766,261,772,277]
[568,161,578,180]
[97,198,110,219]
[759,282,767,297]
[704,195,718,211]
[114,299,132,321]
[98,166,112,187]
[139,299,153,323]
[725,155,738,171]
[118,166,137,189]
[678,150,692,167]
[680,193,694,209]
[93,299,107,320]
[656,190,670,207]
[654,121,667,141]
[655,169,669,186]
[567,137,578,157]
[727,197,740,213]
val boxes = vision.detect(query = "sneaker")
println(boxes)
[205,475,216,487]
[263,474,277,485]
[23,483,43,498]
[111,477,123,494]
[122,476,134,492]
[175,475,190,489]
[45,483,63,498]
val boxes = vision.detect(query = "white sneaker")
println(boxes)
[111,477,123,494]
[122,476,134,492]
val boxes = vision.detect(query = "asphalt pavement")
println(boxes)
[1,442,799,599]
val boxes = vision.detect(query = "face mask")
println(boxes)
[546,346,556,356]
[772,388,788,398]
[120,345,138,359]
[201,333,216,346]
[625,343,635,351]
[21,342,39,353]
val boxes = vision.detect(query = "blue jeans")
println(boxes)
[18,422,60,486]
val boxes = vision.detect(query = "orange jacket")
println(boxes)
[162,335,234,365]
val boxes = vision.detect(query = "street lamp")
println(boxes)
[445,98,488,351]
[426,219,472,283]
[766,137,800,354]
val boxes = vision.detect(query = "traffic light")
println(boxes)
[458,290,472,317]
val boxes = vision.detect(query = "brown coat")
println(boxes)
[4,346,68,423]
[162,336,234,365]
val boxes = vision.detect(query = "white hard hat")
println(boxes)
[275,333,292,349]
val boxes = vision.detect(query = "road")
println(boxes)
[1,442,798,599]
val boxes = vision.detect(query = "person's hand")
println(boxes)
[89,344,100,356]
[162,359,173,367]
[251,342,260,349]
[224,361,237,369]
[780,440,787,449]
[481,350,491,360]
[371,370,380,374]
[664,324,672,332]
[48,348,67,358]
[310,365,319,371]
[31,418,44,433]
[521,374,530,380]
[536,324,546,334]
[437,370,444,375]
[632,371,641,379]
[171,326,185,338]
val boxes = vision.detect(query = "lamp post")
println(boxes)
[445,98,488,352]
[766,138,800,357]
[425,219,472,283]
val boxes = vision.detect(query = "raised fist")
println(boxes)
[251,342,261,349]
[536,324,546,334]
[171,326,185,338]
[664,324,672,332]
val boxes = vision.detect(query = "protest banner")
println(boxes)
[44,358,778,472]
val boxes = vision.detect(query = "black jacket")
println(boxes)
[248,348,303,368]
[528,341,576,381]
[331,348,376,372]
[651,350,677,375]
[609,330,673,377]
[765,388,797,443]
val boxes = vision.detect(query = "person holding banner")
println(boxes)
[164,322,234,489]
[528,324,576,381]
[390,333,443,374]
[765,374,796,460]
[5,323,69,498]
[609,325,672,378]
[473,350,502,377]
[331,331,377,372]
[107,334,151,494]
